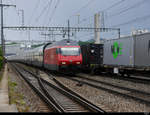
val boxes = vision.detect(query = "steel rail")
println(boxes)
[14,63,105,113]
[10,63,62,112]
[65,77,150,106]
[74,75,150,96]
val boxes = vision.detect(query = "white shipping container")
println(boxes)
[103,32,150,68]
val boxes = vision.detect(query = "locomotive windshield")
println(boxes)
[60,47,80,56]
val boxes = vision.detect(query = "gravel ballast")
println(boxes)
[8,64,51,112]
[78,74,150,93]
[14,63,150,112]
[56,77,150,112]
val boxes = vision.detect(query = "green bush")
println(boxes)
[6,42,18,45]
[31,43,45,48]
[78,40,94,46]
[0,47,3,70]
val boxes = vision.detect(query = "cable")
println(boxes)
[35,0,52,23]
[43,0,53,26]
[112,14,150,27]
[47,0,60,25]
[76,0,94,13]
[79,0,126,25]
[28,0,41,25]
[108,0,148,19]
[102,0,125,12]
[61,0,95,25]
[69,0,94,19]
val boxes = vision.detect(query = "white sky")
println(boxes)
[2,0,150,41]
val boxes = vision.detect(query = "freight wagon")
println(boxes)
[80,44,104,73]
[80,32,150,75]
[103,32,150,75]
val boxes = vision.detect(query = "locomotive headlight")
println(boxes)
[76,62,80,64]
[62,62,66,65]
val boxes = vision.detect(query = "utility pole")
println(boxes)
[28,30,30,42]
[18,9,24,26]
[94,13,100,44]
[76,14,80,27]
[67,20,70,43]
[75,14,80,39]
[0,0,16,57]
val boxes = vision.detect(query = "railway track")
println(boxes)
[75,74,150,95]
[64,75,150,106]
[11,63,60,112]
[89,73,150,85]
[127,75,150,82]
[11,63,105,113]
[15,62,150,84]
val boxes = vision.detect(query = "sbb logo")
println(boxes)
[111,42,123,59]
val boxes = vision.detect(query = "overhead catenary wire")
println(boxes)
[101,0,125,12]
[112,14,150,27]
[28,0,41,25]
[108,0,148,19]
[61,0,95,26]
[68,0,95,19]
[43,0,53,26]
[47,0,60,25]
[35,0,52,23]
[79,0,126,25]
[74,0,94,14]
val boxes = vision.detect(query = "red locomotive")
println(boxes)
[43,39,82,72]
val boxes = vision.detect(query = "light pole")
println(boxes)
[0,0,16,57]
[75,14,80,39]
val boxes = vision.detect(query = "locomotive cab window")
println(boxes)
[56,48,61,54]
[60,47,80,56]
